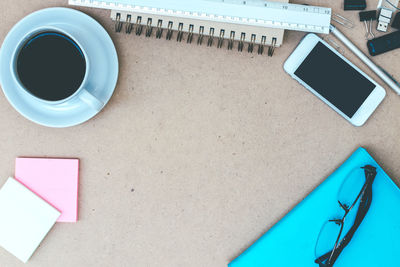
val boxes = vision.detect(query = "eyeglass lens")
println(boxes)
[315,167,368,263]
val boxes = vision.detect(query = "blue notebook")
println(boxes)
[229,148,400,267]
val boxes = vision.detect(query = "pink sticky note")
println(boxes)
[15,158,79,222]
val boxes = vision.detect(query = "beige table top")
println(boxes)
[0,0,399,266]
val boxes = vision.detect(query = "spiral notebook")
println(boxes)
[68,0,332,57]
[229,147,400,267]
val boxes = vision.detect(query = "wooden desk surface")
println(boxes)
[0,0,399,266]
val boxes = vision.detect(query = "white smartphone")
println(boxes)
[284,33,386,126]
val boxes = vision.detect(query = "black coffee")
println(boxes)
[17,32,86,101]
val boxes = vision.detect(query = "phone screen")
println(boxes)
[294,42,375,118]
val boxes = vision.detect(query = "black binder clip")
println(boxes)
[344,0,367,11]
[359,10,377,39]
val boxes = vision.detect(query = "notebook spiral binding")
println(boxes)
[112,11,278,56]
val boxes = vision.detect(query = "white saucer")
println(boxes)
[0,8,119,127]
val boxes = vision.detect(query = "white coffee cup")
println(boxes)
[10,25,104,111]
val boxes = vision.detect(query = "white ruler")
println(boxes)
[69,0,332,34]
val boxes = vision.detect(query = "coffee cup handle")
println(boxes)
[78,89,104,111]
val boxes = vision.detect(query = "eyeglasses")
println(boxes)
[314,165,377,267]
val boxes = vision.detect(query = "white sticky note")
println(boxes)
[0,177,60,263]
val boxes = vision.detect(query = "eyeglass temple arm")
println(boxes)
[315,166,376,266]
[347,167,376,212]
[332,187,372,263]
[337,184,373,248]
[316,184,373,266]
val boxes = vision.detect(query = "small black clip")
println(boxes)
[359,10,377,39]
